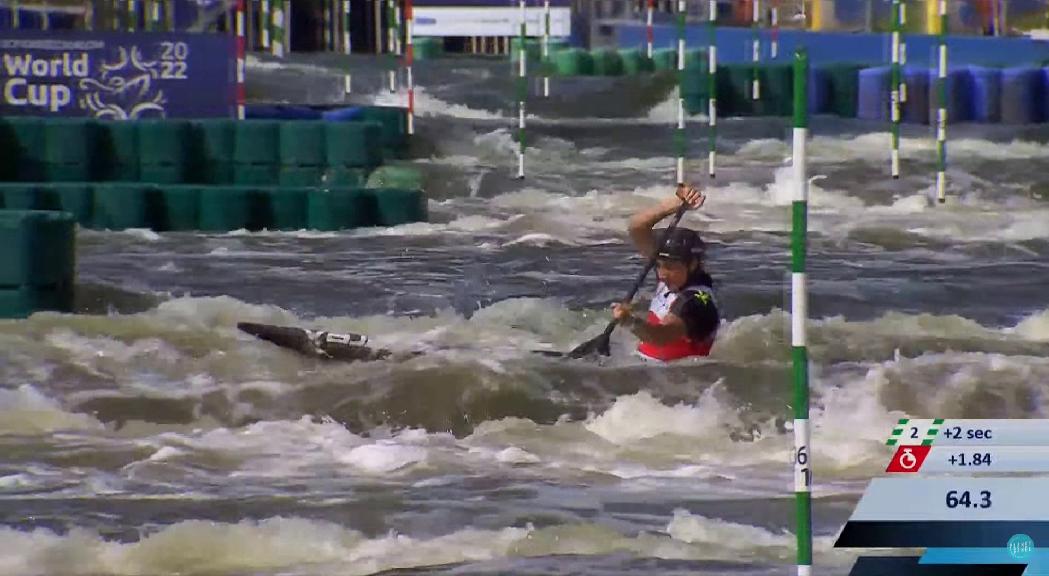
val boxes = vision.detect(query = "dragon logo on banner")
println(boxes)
[78,46,167,119]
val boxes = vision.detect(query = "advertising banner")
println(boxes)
[412,6,572,38]
[0,30,234,119]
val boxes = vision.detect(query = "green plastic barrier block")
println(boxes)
[137,120,191,166]
[369,188,428,226]
[279,166,323,187]
[96,120,139,181]
[279,121,326,167]
[264,187,308,231]
[510,37,542,62]
[716,64,757,117]
[825,63,862,118]
[198,186,269,232]
[0,183,47,210]
[190,120,236,183]
[652,48,677,72]
[325,167,369,187]
[3,184,95,227]
[307,188,375,231]
[756,63,794,117]
[325,122,383,168]
[44,163,91,183]
[620,48,655,75]
[234,164,279,186]
[681,66,710,98]
[92,183,158,230]
[193,119,236,162]
[140,164,186,184]
[413,37,444,60]
[154,185,200,231]
[201,161,234,185]
[0,210,76,287]
[0,284,74,319]
[592,49,624,76]
[0,117,45,181]
[49,183,94,227]
[685,48,708,70]
[365,165,423,191]
[554,48,594,76]
[354,107,408,158]
[234,121,280,165]
[44,118,96,167]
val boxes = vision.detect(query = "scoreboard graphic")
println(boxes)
[838,419,1049,576]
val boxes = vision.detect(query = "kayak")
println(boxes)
[237,322,395,362]
[238,321,570,362]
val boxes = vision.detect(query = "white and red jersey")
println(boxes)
[636,280,718,362]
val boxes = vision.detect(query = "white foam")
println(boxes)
[1011,308,1049,341]
[371,85,505,120]
[0,385,103,435]
[336,442,429,474]
[585,390,737,445]
[0,513,856,575]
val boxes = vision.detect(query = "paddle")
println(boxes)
[560,200,692,359]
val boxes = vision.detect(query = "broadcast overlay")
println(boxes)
[838,420,1049,576]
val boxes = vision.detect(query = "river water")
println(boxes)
[1,53,1048,575]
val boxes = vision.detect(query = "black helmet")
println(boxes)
[657,228,705,262]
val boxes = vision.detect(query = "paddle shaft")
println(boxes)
[599,201,691,339]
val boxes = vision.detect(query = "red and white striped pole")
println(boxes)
[646,0,655,58]
[236,0,246,119]
[405,0,415,135]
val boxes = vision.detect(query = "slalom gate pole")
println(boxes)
[752,0,761,100]
[236,0,246,119]
[646,0,655,58]
[272,0,286,57]
[261,0,271,50]
[791,46,813,576]
[675,0,687,184]
[406,0,415,135]
[343,0,351,54]
[708,0,717,178]
[543,0,551,97]
[388,0,398,92]
[516,0,527,179]
[890,0,904,179]
[936,0,947,203]
[771,0,779,58]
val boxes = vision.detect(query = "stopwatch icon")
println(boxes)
[899,448,918,470]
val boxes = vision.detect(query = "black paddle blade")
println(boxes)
[567,332,612,359]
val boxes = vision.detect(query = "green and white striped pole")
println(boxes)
[893,0,902,178]
[542,0,551,97]
[388,0,399,92]
[323,0,332,51]
[752,0,761,100]
[676,0,686,184]
[516,0,527,179]
[272,1,285,57]
[342,0,351,54]
[936,0,947,203]
[791,47,813,576]
[395,1,404,55]
[261,0,271,50]
[708,0,717,179]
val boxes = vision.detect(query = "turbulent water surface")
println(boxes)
[2,53,1049,576]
